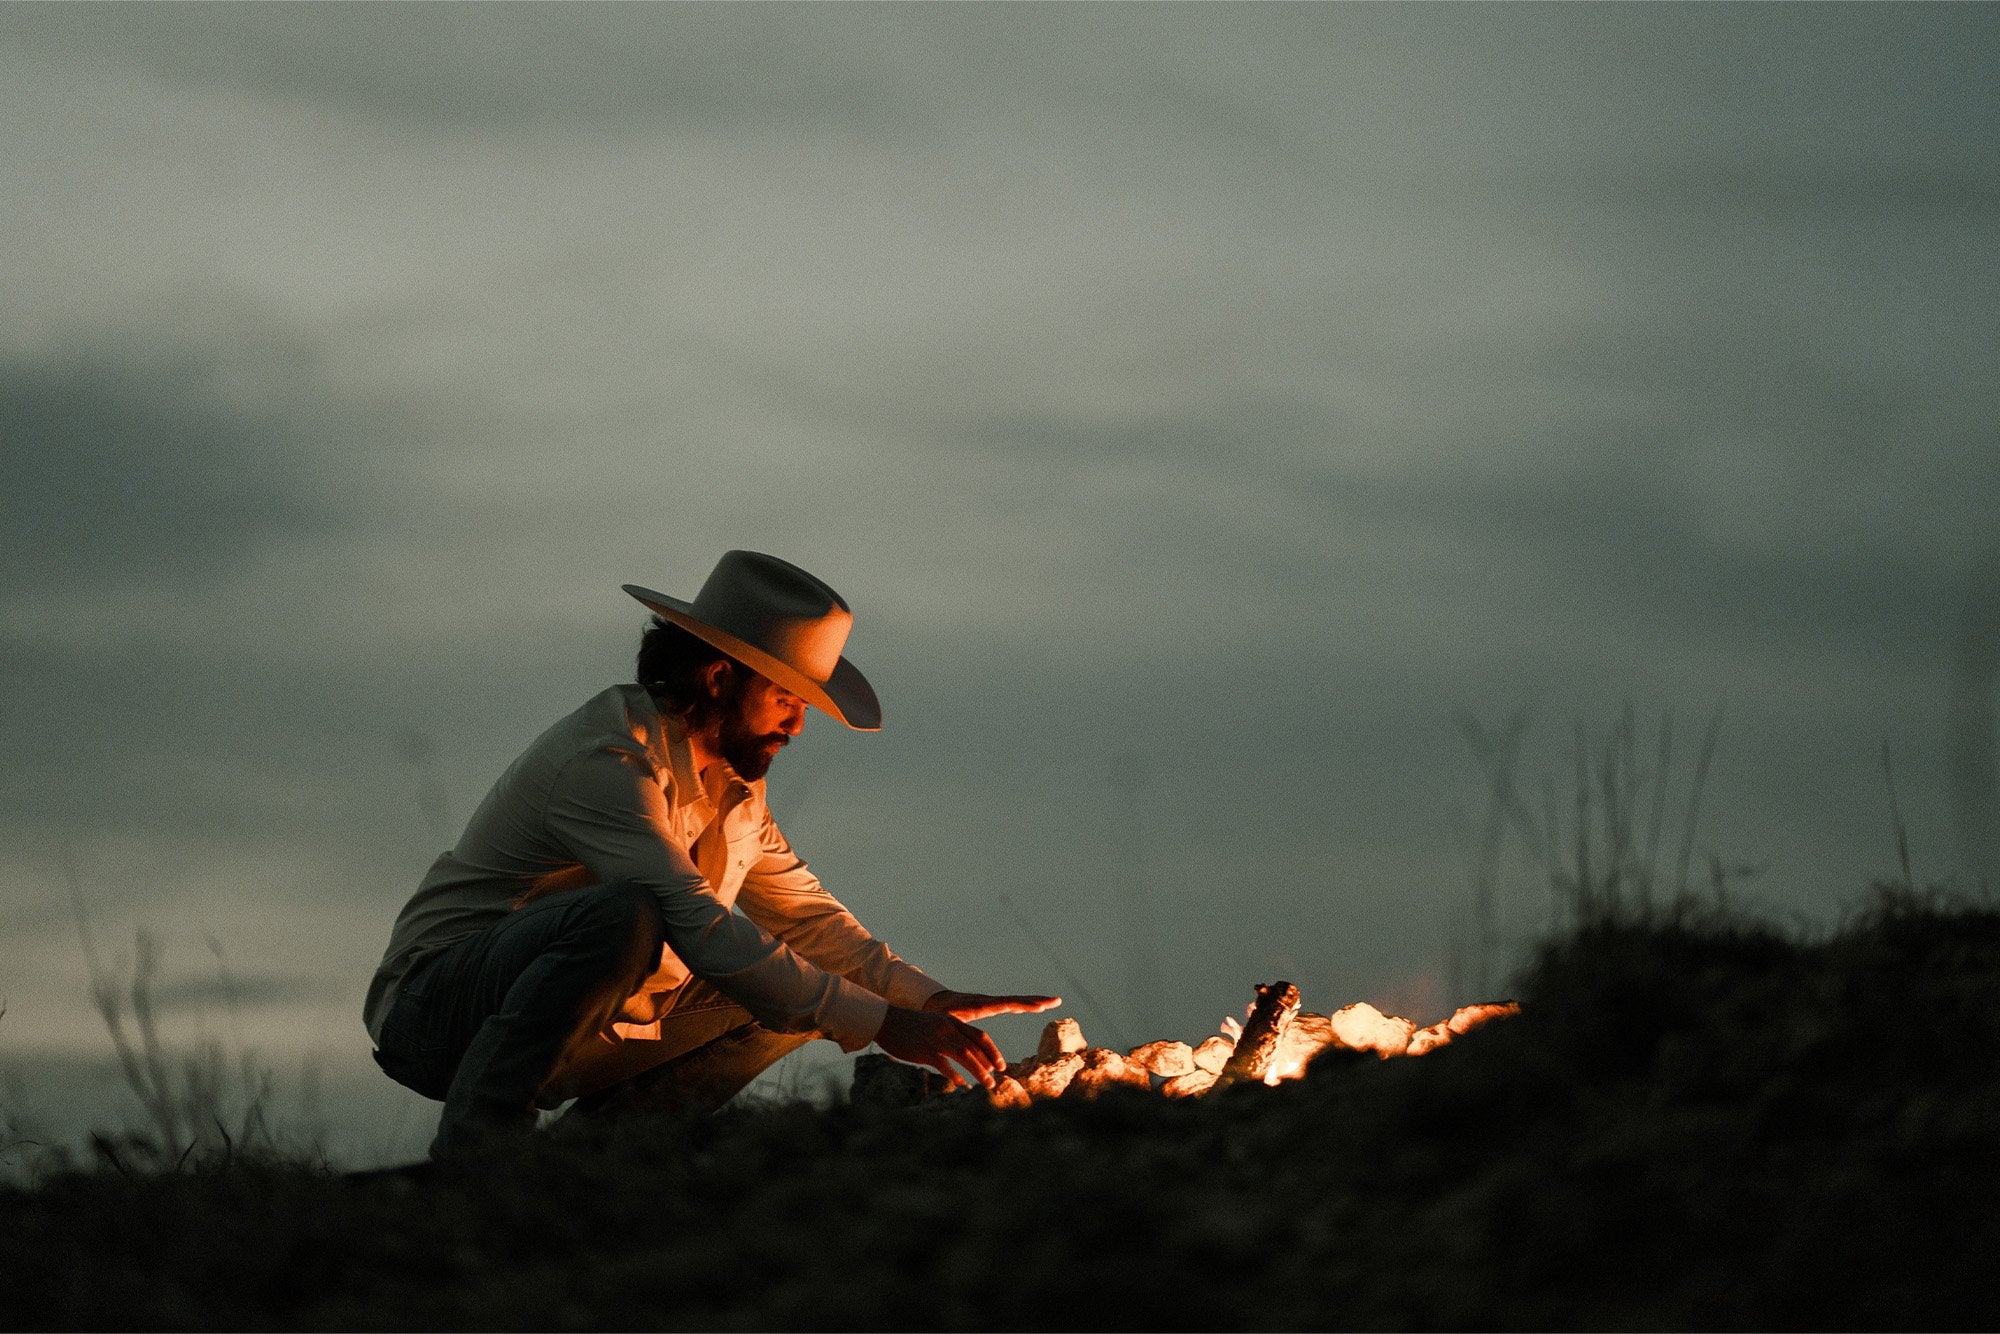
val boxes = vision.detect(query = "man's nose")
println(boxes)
[780,705,805,735]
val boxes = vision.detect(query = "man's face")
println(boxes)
[715,671,807,781]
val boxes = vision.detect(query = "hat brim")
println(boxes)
[622,584,882,731]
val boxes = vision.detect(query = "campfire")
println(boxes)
[980,982,1520,1108]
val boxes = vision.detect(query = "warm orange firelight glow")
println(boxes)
[992,994,1520,1106]
[1252,1001,1521,1083]
[1210,997,1524,1086]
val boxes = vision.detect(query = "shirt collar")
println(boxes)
[659,703,759,817]
[658,708,702,800]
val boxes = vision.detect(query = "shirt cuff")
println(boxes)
[885,967,946,1012]
[823,985,891,1053]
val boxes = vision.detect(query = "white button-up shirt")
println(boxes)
[363,684,940,1051]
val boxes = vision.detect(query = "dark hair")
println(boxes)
[635,618,741,725]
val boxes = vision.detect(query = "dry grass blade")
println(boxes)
[1882,742,1916,891]
[66,848,320,1173]
[1458,701,1739,957]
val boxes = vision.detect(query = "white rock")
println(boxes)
[987,1076,1032,1111]
[1192,1035,1236,1074]
[1063,1047,1150,1098]
[1272,1013,1337,1075]
[1125,1039,1195,1077]
[1328,1002,1416,1057]
[1161,1069,1218,1099]
[1447,1001,1520,1035]
[1037,1017,1087,1060]
[1407,1022,1452,1056]
[1019,1051,1084,1099]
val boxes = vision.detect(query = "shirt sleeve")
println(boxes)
[541,743,890,1051]
[734,806,945,1012]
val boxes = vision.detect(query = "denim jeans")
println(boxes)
[373,881,812,1158]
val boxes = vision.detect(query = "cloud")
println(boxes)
[0,302,453,861]
[1561,157,2000,228]
[0,1,1993,1117]
[1,4,933,137]
[0,308,351,600]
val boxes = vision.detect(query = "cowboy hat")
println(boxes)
[623,550,881,731]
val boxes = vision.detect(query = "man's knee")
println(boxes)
[563,881,665,973]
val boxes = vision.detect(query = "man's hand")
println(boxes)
[873,991,1063,1090]
[922,989,1062,1022]
[874,1005,1012,1091]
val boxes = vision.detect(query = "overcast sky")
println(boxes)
[4,2,1996,1167]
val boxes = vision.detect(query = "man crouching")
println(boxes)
[364,549,1057,1158]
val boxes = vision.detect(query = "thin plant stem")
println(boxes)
[1677,705,1725,899]
[996,894,1132,1051]
[1882,743,1916,890]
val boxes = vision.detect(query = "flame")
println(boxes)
[1265,1053,1305,1085]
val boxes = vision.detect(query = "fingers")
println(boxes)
[886,1010,1006,1090]
[970,994,1060,1014]
[970,1021,1005,1072]
[932,1016,1005,1090]
[879,1003,1039,1090]
[938,993,1065,1020]
[948,1018,1004,1089]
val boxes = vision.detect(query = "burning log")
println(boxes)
[1214,981,1301,1090]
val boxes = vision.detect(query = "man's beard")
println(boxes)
[717,709,788,781]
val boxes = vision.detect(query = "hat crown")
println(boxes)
[691,550,851,685]
[621,550,879,729]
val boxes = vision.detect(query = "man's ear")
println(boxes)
[698,658,735,700]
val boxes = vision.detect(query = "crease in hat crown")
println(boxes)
[622,550,881,731]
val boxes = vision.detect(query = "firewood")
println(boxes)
[1214,981,1301,1089]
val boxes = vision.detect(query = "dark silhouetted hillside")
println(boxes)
[5,886,1998,1331]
